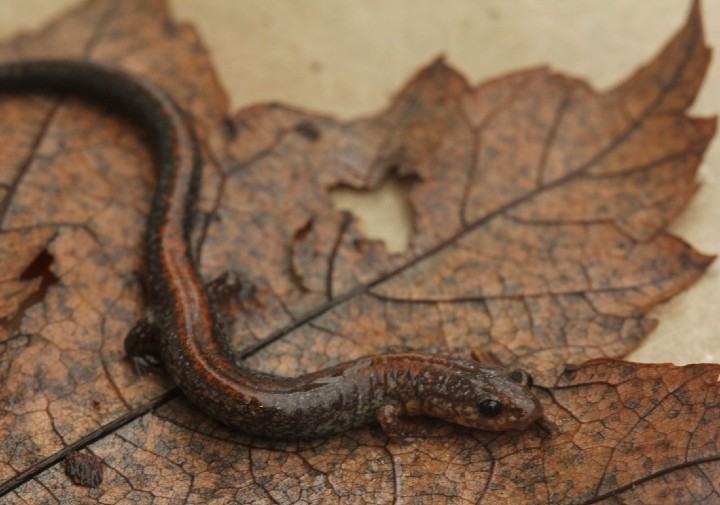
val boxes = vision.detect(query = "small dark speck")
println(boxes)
[223,116,242,140]
[64,452,103,488]
[310,61,323,73]
[295,120,321,141]
[163,20,179,36]
[487,8,501,20]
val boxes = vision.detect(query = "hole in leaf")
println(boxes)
[330,171,417,254]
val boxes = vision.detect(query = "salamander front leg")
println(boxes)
[470,348,505,366]
[377,403,432,439]
[124,309,162,374]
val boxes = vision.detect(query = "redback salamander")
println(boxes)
[0,60,542,439]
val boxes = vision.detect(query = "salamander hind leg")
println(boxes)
[206,270,265,335]
[205,270,257,307]
[124,309,163,374]
[206,271,240,304]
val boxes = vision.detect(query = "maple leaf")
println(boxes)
[0,0,718,503]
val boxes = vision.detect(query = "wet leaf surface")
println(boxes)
[0,0,717,503]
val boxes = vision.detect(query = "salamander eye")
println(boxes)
[509,369,533,388]
[478,399,503,417]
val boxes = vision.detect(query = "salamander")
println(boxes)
[0,60,543,439]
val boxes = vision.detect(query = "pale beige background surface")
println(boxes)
[1,0,718,365]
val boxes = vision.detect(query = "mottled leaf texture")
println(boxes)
[0,0,717,504]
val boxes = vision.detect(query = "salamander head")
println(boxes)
[412,361,543,432]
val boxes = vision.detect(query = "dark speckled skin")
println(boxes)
[0,60,542,439]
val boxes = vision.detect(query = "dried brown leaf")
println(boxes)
[0,0,717,503]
